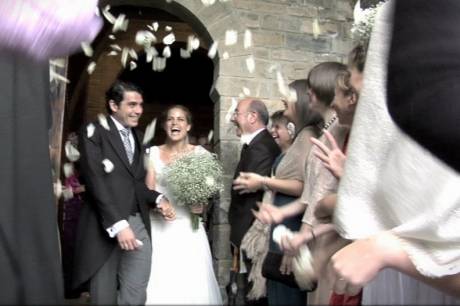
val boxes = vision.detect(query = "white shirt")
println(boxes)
[240,128,265,145]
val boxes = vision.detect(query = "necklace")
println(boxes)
[322,115,337,130]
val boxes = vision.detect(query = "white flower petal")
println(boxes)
[162,46,171,58]
[145,46,158,63]
[87,62,97,74]
[180,48,191,59]
[201,0,216,6]
[110,44,122,52]
[121,47,129,67]
[147,25,154,31]
[135,30,156,46]
[312,18,321,39]
[244,29,252,49]
[129,48,138,60]
[112,14,128,33]
[107,50,118,56]
[242,87,251,96]
[102,5,115,24]
[63,162,75,178]
[207,41,218,59]
[102,159,115,173]
[153,22,159,32]
[245,56,255,73]
[187,35,200,51]
[163,33,176,45]
[222,51,230,60]
[65,141,80,162]
[225,30,238,46]
[276,70,289,97]
[87,123,95,138]
[98,114,110,130]
[143,118,157,145]
[50,70,70,84]
[54,179,63,198]
[108,34,116,40]
[225,98,238,123]
[207,130,214,143]
[130,61,137,70]
[165,25,172,31]
[81,42,93,57]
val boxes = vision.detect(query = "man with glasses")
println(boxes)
[228,98,280,305]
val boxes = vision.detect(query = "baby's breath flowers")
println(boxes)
[164,151,224,230]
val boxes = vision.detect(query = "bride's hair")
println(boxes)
[161,104,193,126]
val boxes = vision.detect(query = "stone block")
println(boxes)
[212,224,231,260]
[216,259,232,286]
[252,30,285,47]
[197,1,231,27]
[286,33,331,52]
[239,12,261,28]
[261,15,280,31]
[286,4,317,17]
[271,49,315,62]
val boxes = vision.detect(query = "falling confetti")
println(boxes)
[87,123,95,138]
[180,48,191,59]
[312,18,321,39]
[98,114,110,130]
[242,87,251,96]
[63,162,74,178]
[107,50,118,56]
[276,70,298,103]
[112,14,129,33]
[81,42,93,57]
[225,97,238,123]
[152,22,159,32]
[135,30,156,47]
[163,33,176,45]
[162,46,171,58]
[222,51,230,60]
[54,179,63,198]
[102,5,116,24]
[145,46,158,63]
[130,61,137,70]
[201,0,216,6]
[50,69,70,84]
[165,25,172,31]
[187,35,200,51]
[110,44,122,52]
[207,41,218,59]
[246,56,255,73]
[65,141,80,162]
[143,118,157,144]
[102,159,115,173]
[225,30,238,46]
[121,47,129,67]
[108,34,116,40]
[129,48,138,60]
[147,25,154,31]
[207,130,214,143]
[87,61,97,74]
[244,29,252,49]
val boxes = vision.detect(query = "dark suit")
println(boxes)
[229,129,280,247]
[387,0,460,173]
[72,116,161,304]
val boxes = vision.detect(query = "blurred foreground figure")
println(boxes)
[0,1,101,303]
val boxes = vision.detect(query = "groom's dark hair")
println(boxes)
[105,80,143,114]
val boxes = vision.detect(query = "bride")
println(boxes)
[145,105,222,305]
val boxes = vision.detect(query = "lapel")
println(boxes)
[106,117,136,176]
[235,129,269,176]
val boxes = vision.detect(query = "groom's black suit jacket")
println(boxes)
[229,129,280,247]
[72,116,161,289]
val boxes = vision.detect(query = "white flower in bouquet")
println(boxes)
[164,151,224,230]
[351,0,387,45]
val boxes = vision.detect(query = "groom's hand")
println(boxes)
[117,227,140,251]
[158,198,176,221]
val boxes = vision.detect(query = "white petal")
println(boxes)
[244,29,252,49]
[121,48,129,67]
[50,70,70,84]
[207,130,214,143]
[242,87,251,96]
[180,48,191,59]
[225,98,238,123]
[54,179,63,198]
[162,46,171,58]
[130,61,137,70]
[153,22,159,32]
[201,0,216,6]
[207,41,218,59]
[286,88,298,103]
[163,33,176,45]
[222,51,230,60]
[312,18,321,39]
[145,46,158,63]
[129,48,138,60]
[108,34,116,40]
[107,50,118,56]
[159,57,167,71]
[276,70,289,98]
[147,25,154,31]
[87,62,97,74]
[165,25,172,31]
[102,5,115,24]
[50,59,66,68]
[225,30,238,46]
[87,123,95,138]
[135,30,156,46]
[65,141,81,162]
[98,114,110,130]
[81,42,93,57]
[102,159,115,173]
[245,56,255,73]
[63,162,75,178]
[143,118,157,145]
[110,44,122,52]
[238,93,245,98]
[187,35,200,51]
[112,14,128,33]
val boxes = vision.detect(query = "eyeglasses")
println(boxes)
[232,110,255,117]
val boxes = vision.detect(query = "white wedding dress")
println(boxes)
[145,146,223,305]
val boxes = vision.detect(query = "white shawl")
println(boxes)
[334,0,460,278]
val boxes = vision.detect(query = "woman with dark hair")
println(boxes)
[144,105,222,305]
[235,80,321,305]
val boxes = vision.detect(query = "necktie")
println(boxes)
[120,128,133,164]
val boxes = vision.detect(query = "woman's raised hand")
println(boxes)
[232,172,264,194]
[252,202,284,225]
[310,130,346,179]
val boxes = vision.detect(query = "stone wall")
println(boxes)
[85,0,354,302]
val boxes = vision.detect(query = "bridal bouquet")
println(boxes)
[164,151,224,230]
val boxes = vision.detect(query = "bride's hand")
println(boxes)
[158,198,176,221]
[190,204,204,214]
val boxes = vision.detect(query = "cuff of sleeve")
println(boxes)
[106,219,129,238]
[155,194,165,205]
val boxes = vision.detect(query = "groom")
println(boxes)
[72,80,175,305]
